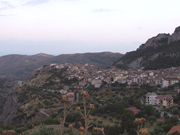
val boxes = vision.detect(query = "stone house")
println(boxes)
[156,95,173,108]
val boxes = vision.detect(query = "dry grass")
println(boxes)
[27,73,52,87]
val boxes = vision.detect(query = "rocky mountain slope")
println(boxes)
[115,26,180,70]
[0,77,19,125]
[0,52,123,81]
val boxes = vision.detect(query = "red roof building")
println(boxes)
[126,107,141,115]
[167,126,180,134]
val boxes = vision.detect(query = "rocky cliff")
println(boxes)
[139,26,180,50]
[115,26,180,70]
[168,26,180,43]
[0,78,19,125]
[139,34,169,50]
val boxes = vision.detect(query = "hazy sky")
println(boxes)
[0,0,180,56]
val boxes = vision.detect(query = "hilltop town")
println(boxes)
[42,63,180,89]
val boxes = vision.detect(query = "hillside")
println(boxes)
[1,63,180,135]
[8,63,99,124]
[0,52,123,81]
[5,63,142,126]
[0,77,19,124]
[42,52,122,68]
[0,53,54,81]
[115,26,180,70]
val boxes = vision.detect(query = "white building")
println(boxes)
[162,77,179,88]
[59,90,67,94]
[94,82,102,88]
[91,79,102,85]
[145,92,157,105]
[162,79,169,88]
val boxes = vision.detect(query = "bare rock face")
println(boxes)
[115,25,180,70]
[0,95,18,125]
[139,34,169,49]
[128,57,143,69]
[168,26,180,44]
[0,78,19,125]
[138,26,180,50]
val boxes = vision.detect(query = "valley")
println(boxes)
[1,26,180,134]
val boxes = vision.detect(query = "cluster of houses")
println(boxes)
[49,63,180,89]
[145,92,174,108]
[43,63,180,134]
[43,63,180,109]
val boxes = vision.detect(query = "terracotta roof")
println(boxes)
[156,95,173,100]
[167,126,180,134]
[126,107,141,114]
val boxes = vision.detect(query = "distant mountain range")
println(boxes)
[0,52,123,80]
[114,26,180,70]
[1,26,180,80]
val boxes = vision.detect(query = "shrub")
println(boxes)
[41,118,59,125]
[116,114,121,120]
[27,123,33,129]
[97,113,102,116]
[172,108,179,114]
[27,125,60,135]
[157,121,163,126]
[98,121,103,124]
[15,127,28,133]
[0,128,3,133]
[93,118,97,121]
[149,116,157,122]
[109,117,113,122]
[103,114,108,119]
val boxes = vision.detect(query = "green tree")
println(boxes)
[154,126,164,134]
[103,114,108,119]
[162,123,174,133]
[144,105,155,116]
[121,109,136,135]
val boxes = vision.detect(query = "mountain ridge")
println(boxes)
[114,26,180,70]
[0,52,123,80]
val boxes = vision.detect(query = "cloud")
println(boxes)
[137,27,144,29]
[23,0,49,6]
[93,9,113,12]
[64,0,78,1]
[0,8,7,10]
[0,1,14,10]
[0,14,14,17]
